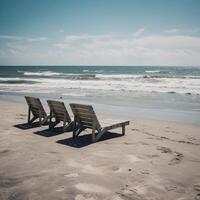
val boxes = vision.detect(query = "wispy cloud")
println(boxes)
[0,35,23,40]
[54,33,200,65]
[165,29,179,33]
[1,32,200,66]
[0,35,47,42]
[26,37,47,42]
[132,27,145,37]
[64,34,111,42]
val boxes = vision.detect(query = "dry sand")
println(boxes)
[0,100,200,200]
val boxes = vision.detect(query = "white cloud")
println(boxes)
[165,29,179,33]
[54,33,200,66]
[0,35,47,42]
[26,37,47,42]
[0,35,23,40]
[132,27,145,37]
[64,34,111,42]
[1,32,200,66]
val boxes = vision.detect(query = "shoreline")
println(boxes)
[1,93,200,126]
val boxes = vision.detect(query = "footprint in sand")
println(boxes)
[116,186,142,200]
[111,166,120,172]
[157,147,183,165]
[195,193,200,200]
[75,183,110,194]
[194,184,200,192]
[168,152,183,165]
[56,186,65,192]
[157,146,172,154]
[75,194,96,200]
[140,170,150,175]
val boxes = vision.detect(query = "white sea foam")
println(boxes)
[1,76,200,95]
[82,70,89,72]
[145,70,160,73]
[23,71,62,76]
[96,74,142,79]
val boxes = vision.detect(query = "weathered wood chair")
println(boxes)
[70,103,130,142]
[25,96,49,126]
[47,100,73,132]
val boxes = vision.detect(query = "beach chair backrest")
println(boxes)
[25,96,47,118]
[47,100,71,123]
[70,103,101,131]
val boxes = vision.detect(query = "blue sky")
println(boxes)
[0,0,200,66]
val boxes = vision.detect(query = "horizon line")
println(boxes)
[0,65,200,68]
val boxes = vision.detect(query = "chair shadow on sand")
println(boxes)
[14,122,41,130]
[56,131,122,148]
[33,127,68,137]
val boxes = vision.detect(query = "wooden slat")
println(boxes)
[74,112,95,118]
[78,116,93,122]
[70,103,93,110]
[47,100,71,123]
[25,96,47,117]
[51,107,66,114]
[70,103,101,130]
[49,103,64,109]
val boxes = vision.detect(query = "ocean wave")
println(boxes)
[145,70,160,73]
[0,78,39,84]
[143,75,200,79]
[96,74,142,79]
[17,69,200,80]
[1,75,200,95]
[23,71,62,76]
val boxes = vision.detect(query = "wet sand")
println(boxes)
[0,100,200,200]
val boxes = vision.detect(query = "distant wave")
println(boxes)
[17,69,200,80]
[143,75,200,79]
[0,79,37,84]
[1,72,200,95]
[145,70,160,73]
[96,74,142,79]
[23,71,62,76]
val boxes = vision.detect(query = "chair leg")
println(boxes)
[92,122,96,142]
[27,106,31,124]
[29,116,37,124]
[41,116,49,125]
[39,110,42,126]
[72,117,77,138]
[63,121,73,132]
[122,124,125,135]
[74,127,85,138]
[93,130,105,142]
[63,120,66,132]
[50,120,60,129]
[48,110,53,129]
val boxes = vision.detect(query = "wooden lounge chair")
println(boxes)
[25,96,49,126]
[47,100,73,132]
[70,103,130,142]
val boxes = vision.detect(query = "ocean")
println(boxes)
[0,65,200,125]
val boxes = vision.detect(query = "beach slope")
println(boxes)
[0,100,200,200]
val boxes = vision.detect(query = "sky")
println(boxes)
[0,0,200,66]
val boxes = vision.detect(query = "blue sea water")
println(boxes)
[0,65,200,125]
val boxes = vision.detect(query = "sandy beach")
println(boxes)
[0,99,200,200]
